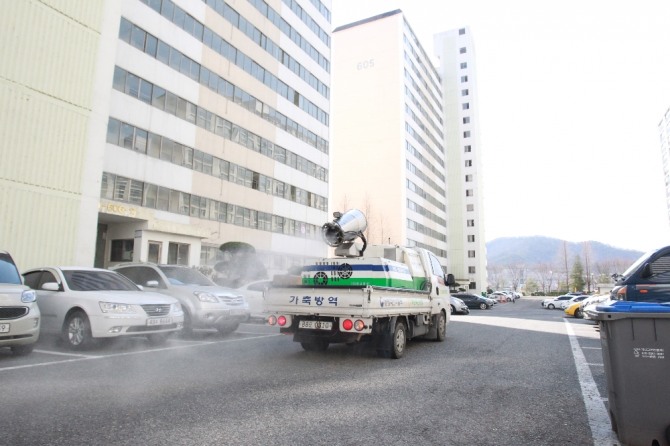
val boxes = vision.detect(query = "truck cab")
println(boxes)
[611,246,670,303]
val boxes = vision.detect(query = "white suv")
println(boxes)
[0,251,40,355]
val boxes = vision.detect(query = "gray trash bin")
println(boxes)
[594,302,670,446]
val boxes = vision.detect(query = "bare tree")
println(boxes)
[562,241,570,292]
[505,263,525,291]
[487,264,504,291]
[582,242,593,292]
[534,263,554,294]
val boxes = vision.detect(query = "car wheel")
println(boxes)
[63,310,93,350]
[575,308,583,319]
[479,303,487,310]
[450,305,455,315]
[386,319,407,359]
[217,322,240,336]
[147,333,170,346]
[11,344,34,356]
[301,339,329,351]
[435,312,446,342]
[548,304,555,309]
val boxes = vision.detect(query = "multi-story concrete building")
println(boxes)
[1,0,332,275]
[331,12,487,292]
[659,107,670,224]
[434,27,487,292]
[331,10,449,263]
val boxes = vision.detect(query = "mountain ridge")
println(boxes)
[486,236,644,266]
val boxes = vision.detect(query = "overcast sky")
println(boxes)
[331,0,670,252]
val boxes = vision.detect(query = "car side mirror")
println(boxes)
[445,273,456,287]
[145,280,159,288]
[41,282,60,291]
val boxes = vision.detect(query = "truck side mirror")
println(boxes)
[445,273,456,287]
[641,263,653,279]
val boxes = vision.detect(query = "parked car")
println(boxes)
[112,263,250,335]
[452,292,492,310]
[564,301,583,318]
[582,295,613,320]
[22,267,183,350]
[560,295,588,309]
[234,279,273,317]
[542,294,573,309]
[0,251,40,355]
[489,291,509,303]
[450,296,469,315]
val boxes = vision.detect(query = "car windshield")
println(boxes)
[0,253,21,284]
[63,270,140,291]
[159,266,214,286]
[619,249,658,280]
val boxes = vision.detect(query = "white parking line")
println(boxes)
[34,349,101,358]
[1,333,280,372]
[565,320,620,445]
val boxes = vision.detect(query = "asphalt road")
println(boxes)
[0,297,618,446]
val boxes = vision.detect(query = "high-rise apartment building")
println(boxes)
[434,27,487,292]
[331,10,449,263]
[331,11,487,292]
[659,107,670,224]
[1,0,332,274]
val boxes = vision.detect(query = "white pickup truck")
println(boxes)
[264,210,455,358]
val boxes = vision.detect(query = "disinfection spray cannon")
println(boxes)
[321,209,368,257]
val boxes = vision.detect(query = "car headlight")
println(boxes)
[172,303,183,314]
[194,291,218,303]
[21,290,37,303]
[99,302,136,313]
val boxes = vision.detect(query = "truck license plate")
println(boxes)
[299,320,332,330]
[147,317,172,326]
[0,323,9,333]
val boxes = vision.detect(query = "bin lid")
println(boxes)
[595,301,670,314]
[594,300,670,321]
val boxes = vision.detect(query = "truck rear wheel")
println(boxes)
[300,339,329,352]
[378,319,407,359]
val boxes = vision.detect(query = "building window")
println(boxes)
[465,160,472,167]
[462,103,470,110]
[466,204,474,211]
[461,89,469,96]
[460,47,467,54]
[459,28,466,35]
[466,189,474,197]
[461,75,468,83]
[168,242,189,265]
[463,117,470,124]
[468,250,476,258]
[460,62,467,69]
[468,235,475,242]
[110,239,134,262]
[464,131,471,138]
[469,282,477,290]
[468,266,476,273]
[467,219,475,227]
[464,145,472,152]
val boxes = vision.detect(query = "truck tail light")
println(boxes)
[354,320,365,331]
[277,315,287,326]
[342,319,353,330]
[267,315,277,326]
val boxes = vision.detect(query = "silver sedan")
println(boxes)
[23,267,183,350]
